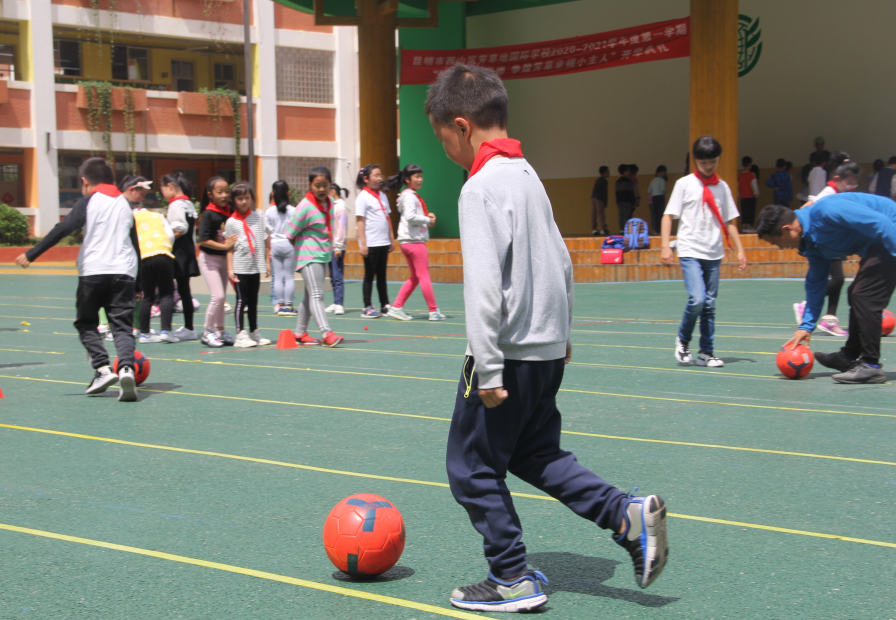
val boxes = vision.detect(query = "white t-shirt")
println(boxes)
[354,189,392,248]
[664,174,739,261]
[807,167,827,198]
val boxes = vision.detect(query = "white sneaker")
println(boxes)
[333,304,345,315]
[325,304,336,313]
[233,329,258,348]
[103,331,114,342]
[201,331,224,348]
[674,337,691,363]
[387,306,413,321]
[132,327,140,337]
[85,365,118,395]
[139,333,161,344]
[174,299,184,313]
[429,309,447,321]
[250,330,272,346]
[219,330,236,346]
[224,302,233,313]
[173,326,198,341]
[118,366,138,402]
[158,330,181,344]
[695,352,724,367]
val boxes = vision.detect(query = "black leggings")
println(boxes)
[827,259,845,317]
[234,273,260,333]
[363,245,390,308]
[176,276,194,331]
[139,254,175,333]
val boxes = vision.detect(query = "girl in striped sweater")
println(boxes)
[286,166,345,347]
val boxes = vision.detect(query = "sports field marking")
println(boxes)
[0,302,72,310]
[0,522,485,620]
[3,371,892,420]
[3,377,896,465]
[0,348,65,355]
[1,423,895,551]
[569,328,858,342]
[574,343,777,356]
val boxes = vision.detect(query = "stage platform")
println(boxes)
[343,234,857,284]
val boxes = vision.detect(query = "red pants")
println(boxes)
[394,242,437,312]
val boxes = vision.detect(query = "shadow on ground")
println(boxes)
[529,551,678,608]
[331,565,415,583]
[0,362,44,369]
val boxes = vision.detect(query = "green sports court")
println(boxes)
[2,272,895,619]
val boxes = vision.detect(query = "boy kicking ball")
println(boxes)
[427,64,669,613]
[661,136,747,367]
[15,157,143,401]
[756,194,896,384]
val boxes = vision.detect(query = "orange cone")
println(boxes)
[0,384,4,398]
[276,329,298,349]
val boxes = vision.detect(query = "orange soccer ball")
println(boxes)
[882,310,895,336]
[112,351,151,385]
[322,493,405,577]
[777,345,814,379]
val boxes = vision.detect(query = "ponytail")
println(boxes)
[356,164,381,190]
[161,172,193,199]
[382,164,423,193]
[827,151,860,179]
[271,180,290,214]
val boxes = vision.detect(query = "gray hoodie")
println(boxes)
[459,156,574,389]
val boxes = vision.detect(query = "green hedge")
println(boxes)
[0,203,32,246]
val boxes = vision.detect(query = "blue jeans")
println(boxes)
[270,240,296,307]
[329,252,345,306]
[678,257,721,355]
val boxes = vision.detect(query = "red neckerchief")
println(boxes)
[230,208,256,255]
[205,203,231,218]
[694,172,733,249]
[168,194,190,205]
[305,191,332,234]
[412,191,429,216]
[469,138,524,178]
[826,181,840,193]
[92,184,122,197]
[362,186,389,217]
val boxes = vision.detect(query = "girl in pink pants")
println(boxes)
[383,164,446,321]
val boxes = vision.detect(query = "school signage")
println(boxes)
[400,17,690,85]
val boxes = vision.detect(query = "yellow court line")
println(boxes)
[575,343,777,356]
[0,348,65,355]
[0,314,71,322]
[4,370,892,421]
[570,315,797,327]
[0,295,74,301]
[0,523,484,620]
[569,360,781,380]
[0,302,71,310]
[569,328,853,342]
[1,423,894,551]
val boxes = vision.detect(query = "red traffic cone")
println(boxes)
[276,329,298,349]
[0,384,4,398]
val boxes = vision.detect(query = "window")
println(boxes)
[1,164,19,183]
[171,60,195,92]
[59,155,83,190]
[54,40,81,77]
[214,63,235,90]
[112,46,150,81]
[0,45,15,81]
[173,168,199,193]
[216,168,237,185]
[278,157,336,191]
[275,48,334,104]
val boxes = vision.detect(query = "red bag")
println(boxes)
[600,249,624,264]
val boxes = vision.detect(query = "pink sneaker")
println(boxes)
[793,301,806,325]
[818,315,848,336]
[151,305,161,318]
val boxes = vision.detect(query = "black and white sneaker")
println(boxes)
[450,570,548,613]
[85,365,119,395]
[674,337,691,363]
[695,352,724,367]
[614,494,669,589]
[118,367,138,402]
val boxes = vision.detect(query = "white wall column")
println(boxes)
[255,0,279,197]
[334,26,360,202]
[28,0,60,234]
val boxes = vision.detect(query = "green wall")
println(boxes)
[398,3,467,238]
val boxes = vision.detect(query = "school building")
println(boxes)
[0,0,360,236]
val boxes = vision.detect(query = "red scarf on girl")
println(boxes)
[205,202,231,218]
[362,186,389,217]
[305,191,332,233]
[826,181,840,193]
[693,172,733,249]
[469,139,524,178]
[230,207,256,255]
[169,194,190,204]
[413,191,429,216]
[91,184,122,197]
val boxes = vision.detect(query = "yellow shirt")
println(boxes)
[133,210,174,259]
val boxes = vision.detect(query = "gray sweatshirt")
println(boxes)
[459,157,574,389]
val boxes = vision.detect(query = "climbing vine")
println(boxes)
[83,80,114,165]
[202,88,242,174]
[82,80,139,172]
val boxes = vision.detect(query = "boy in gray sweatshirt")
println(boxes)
[427,64,669,613]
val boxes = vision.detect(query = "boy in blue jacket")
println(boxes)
[756,194,896,383]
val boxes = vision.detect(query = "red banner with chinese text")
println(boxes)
[401,17,690,85]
